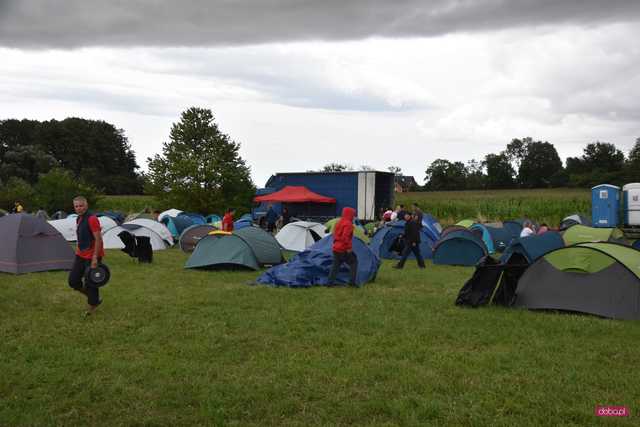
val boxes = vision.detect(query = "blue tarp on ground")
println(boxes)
[433,229,488,266]
[256,235,380,287]
[499,232,565,263]
[369,220,437,259]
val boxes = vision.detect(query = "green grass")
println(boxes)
[94,195,158,214]
[2,249,639,426]
[397,188,591,226]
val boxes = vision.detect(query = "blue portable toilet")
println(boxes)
[622,183,640,226]
[591,184,620,228]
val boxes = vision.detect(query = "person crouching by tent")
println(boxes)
[393,213,426,269]
[328,207,359,287]
[222,208,235,232]
[68,196,105,316]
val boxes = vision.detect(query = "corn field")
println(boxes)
[396,188,591,226]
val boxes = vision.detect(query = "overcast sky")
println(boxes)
[1,0,640,185]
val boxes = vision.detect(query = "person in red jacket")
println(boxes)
[222,208,235,232]
[328,207,359,287]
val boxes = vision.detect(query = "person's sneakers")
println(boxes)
[85,299,102,316]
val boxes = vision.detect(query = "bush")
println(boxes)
[0,177,35,211]
[33,168,102,213]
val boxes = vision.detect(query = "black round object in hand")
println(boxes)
[85,263,111,288]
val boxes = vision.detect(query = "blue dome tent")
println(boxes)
[421,213,442,242]
[256,235,380,287]
[369,220,437,260]
[469,223,495,254]
[161,215,194,238]
[180,212,206,225]
[433,229,488,266]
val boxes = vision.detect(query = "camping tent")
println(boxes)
[205,214,222,227]
[102,224,169,250]
[158,208,183,222]
[633,240,640,250]
[126,219,174,245]
[559,213,592,231]
[503,220,523,238]
[368,220,437,259]
[276,221,327,252]
[253,186,336,203]
[234,226,284,265]
[514,242,640,319]
[0,214,74,274]
[469,224,495,254]
[456,219,474,228]
[178,224,216,252]
[0,209,7,217]
[161,214,194,238]
[49,215,118,241]
[234,217,253,230]
[185,234,260,270]
[484,225,518,252]
[562,224,624,245]
[50,211,67,220]
[324,218,369,243]
[455,232,565,307]
[421,213,442,242]
[181,212,206,225]
[433,229,488,266]
[96,211,125,224]
[256,235,380,287]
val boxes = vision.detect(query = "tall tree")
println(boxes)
[517,141,564,188]
[484,153,515,189]
[465,159,486,190]
[504,137,532,173]
[624,137,640,182]
[146,107,255,214]
[0,144,58,184]
[424,159,466,191]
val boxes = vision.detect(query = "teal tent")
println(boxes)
[234,226,284,265]
[185,227,283,270]
[185,234,260,270]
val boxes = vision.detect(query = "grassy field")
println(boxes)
[2,248,639,426]
[97,189,591,227]
[397,188,591,226]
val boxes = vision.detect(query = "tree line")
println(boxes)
[0,118,143,195]
[424,137,640,191]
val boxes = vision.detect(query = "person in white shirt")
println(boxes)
[520,220,535,238]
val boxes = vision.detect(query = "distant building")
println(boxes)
[394,175,419,192]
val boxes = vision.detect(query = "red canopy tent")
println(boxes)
[253,186,336,203]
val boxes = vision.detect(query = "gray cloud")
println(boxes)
[2,0,640,48]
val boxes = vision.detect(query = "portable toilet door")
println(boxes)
[623,183,640,226]
[591,184,620,228]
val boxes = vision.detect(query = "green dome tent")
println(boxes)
[185,234,260,270]
[455,219,475,228]
[185,226,283,270]
[514,242,640,319]
[234,226,284,265]
[562,224,624,245]
[324,218,369,243]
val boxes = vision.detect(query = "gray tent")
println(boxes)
[0,213,74,274]
[179,224,216,252]
[515,242,640,319]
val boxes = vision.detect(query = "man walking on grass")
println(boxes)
[68,196,105,316]
[393,213,425,269]
[328,207,359,287]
